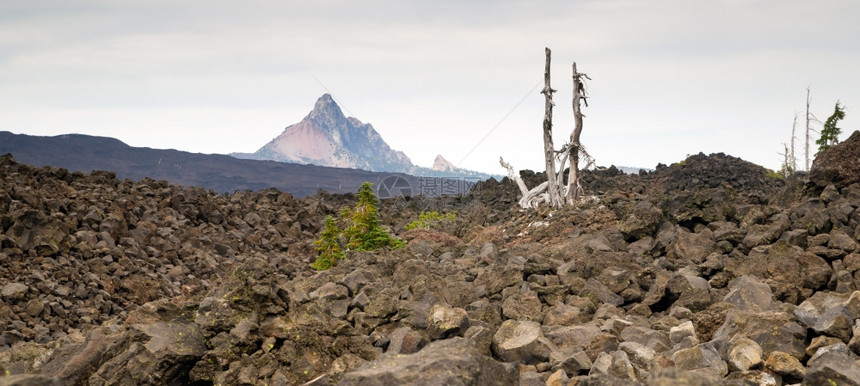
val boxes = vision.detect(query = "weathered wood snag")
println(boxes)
[501,48,591,209]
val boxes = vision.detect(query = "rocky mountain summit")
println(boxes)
[431,154,458,173]
[243,94,413,172]
[2,132,860,385]
[233,94,498,179]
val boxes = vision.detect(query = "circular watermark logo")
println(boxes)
[376,175,413,199]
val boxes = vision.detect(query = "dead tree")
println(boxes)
[803,87,820,171]
[780,113,799,176]
[500,48,591,209]
[566,62,590,205]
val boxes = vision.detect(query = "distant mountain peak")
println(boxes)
[308,94,348,129]
[247,94,412,171]
[432,154,457,172]
[230,94,498,179]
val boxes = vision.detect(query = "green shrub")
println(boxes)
[312,182,403,270]
[405,211,457,231]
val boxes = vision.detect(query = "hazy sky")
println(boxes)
[2,1,859,175]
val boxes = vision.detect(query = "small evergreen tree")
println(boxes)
[311,182,403,270]
[311,215,344,270]
[343,182,404,250]
[816,101,845,156]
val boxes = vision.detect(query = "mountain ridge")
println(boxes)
[0,131,425,197]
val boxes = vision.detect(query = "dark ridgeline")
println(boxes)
[0,131,418,197]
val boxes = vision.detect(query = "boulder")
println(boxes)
[804,349,860,386]
[724,242,831,303]
[619,326,671,353]
[543,324,601,351]
[501,291,543,322]
[339,338,518,385]
[386,326,428,355]
[709,310,807,360]
[619,201,663,240]
[667,229,717,264]
[88,322,206,384]
[794,290,860,342]
[491,320,554,364]
[666,273,713,312]
[550,348,592,376]
[722,275,776,313]
[726,337,763,372]
[543,303,585,326]
[809,130,860,188]
[1,282,28,301]
[619,341,658,380]
[763,351,805,383]
[671,343,728,379]
[426,304,470,340]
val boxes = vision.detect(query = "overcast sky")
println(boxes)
[2,0,859,175]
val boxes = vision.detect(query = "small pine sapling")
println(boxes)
[816,101,845,156]
[311,215,344,270]
[312,182,403,270]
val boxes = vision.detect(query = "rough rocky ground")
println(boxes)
[2,131,860,385]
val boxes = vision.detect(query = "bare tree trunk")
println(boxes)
[541,48,562,208]
[500,49,592,210]
[805,87,811,171]
[566,62,586,205]
[790,112,798,172]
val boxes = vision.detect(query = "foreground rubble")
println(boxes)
[2,132,860,385]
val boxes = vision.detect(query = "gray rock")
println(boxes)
[492,320,554,364]
[386,326,428,355]
[543,303,585,326]
[340,337,518,385]
[666,273,713,312]
[619,341,657,380]
[671,342,728,379]
[808,342,853,367]
[727,337,763,372]
[710,310,807,360]
[550,349,592,376]
[668,228,716,264]
[763,350,805,382]
[790,199,831,235]
[778,228,808,248]
[1,282,28,300]
[501,290,543,322]
[619,201,663,240]
[794,290,860,342]
[725,370,781,386]
[340,269,370,296]
[0,375,64,386]
[619,326,671,353]
[581,278,624,307]
[546,369,569,386]
[804,349,860,386]
[669,321,698,346]
[589,350,638,382]
[474,265,523,295]
[88,322,206,385]
[722,275,776,313]
[543,324,601,351]
[829,229,858,252]
[849,320,860,355]
[464,325,493,356]
[426,304,470,340]
[519,372,545,386]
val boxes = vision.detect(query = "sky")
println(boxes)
[2,0,859,175]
